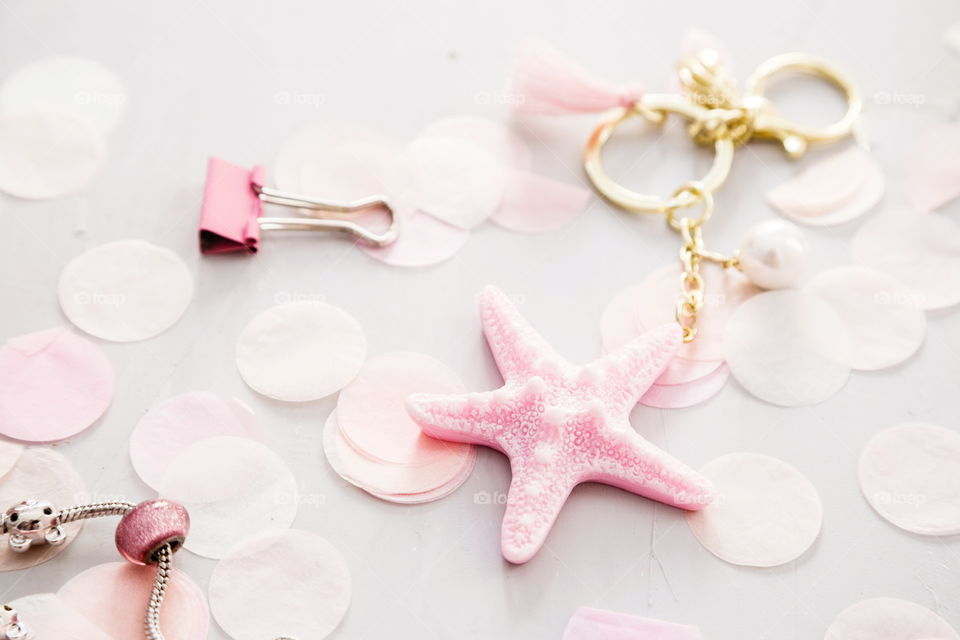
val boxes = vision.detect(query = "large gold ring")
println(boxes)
[584,94,735,214]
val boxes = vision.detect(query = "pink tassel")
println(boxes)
[508,38,643,115]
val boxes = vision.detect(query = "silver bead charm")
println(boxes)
[1,500,65,553]
[1,604,28,640]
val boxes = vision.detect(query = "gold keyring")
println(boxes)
[744,53,862,156]
[584,94,735,214]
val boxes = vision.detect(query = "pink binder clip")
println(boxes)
[199,157,399,254]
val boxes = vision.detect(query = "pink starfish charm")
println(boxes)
[406,286,715,564]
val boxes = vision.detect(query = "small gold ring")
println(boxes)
[665,182,714,231]
[584,95,735,214]
[744,53,862,153]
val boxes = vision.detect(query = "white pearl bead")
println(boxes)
[739,220,806,289]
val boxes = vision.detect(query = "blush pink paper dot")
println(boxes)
[600,284,645,353]
[723,289,851,407]
[805,266,926,371]
[825,597,959,640]
[490,169,591,233]
[770,148,885,226]
[361,208,470,267]
[298,137,418,205]
[907,122,960,212]
[635,263,760,362]
[129,391,260,491]
[858,423,960,536]
[58,562,209,639]
[686,453,822,567]
[323,410,475,500]
[0,107,106,199]
[407,135,505,229]
[640,363,729,409]
[851,213,960,310]
[236,301,367,402]
[337,351,472,466]
[0,439,22,477]
[419,115,532,169]
[0,448,86,571]
[209,529,351,640]
[58,240,194,342]
[0,328,112,442]
[8,593,111,640]
[159,436,298,559]
[563,606,704,640]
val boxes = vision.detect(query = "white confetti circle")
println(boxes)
[236,301,366,401]
[210,529,351,640]
[724,289,851,406]
[859,423,960,536]
[825,597,959,640]
[0,57,126,131]
[686,452,822,567]
[58,240,194,342]
[0,107,106,199]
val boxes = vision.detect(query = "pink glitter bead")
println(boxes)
[115,499,190,565]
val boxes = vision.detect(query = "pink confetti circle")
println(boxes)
[600,284,645,353]
[58,562,209,639]
[323,410,475,501]
[0,448,86,571]
[767,147,884,226]
[209,529,351,640]
[686,452,822,567]
[129,391,260,491]
[805,266,926,371]
[907,122,960,212]
[851,212,960,310]
[825,597,959,640]
[859,423,960,536]
[337,351,472,466]
[490,169,590,233]
[361,207,470,267]
[236,301,367,402]
[635,263,760,362]
[0,328,112,442]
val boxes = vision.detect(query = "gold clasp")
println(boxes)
[583,48,862,214]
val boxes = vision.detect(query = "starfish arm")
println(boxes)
[587,425,715,511]
[477,286,571,383]
[405,389,505,450]
[500,458,579,564]
[598,323,682,411]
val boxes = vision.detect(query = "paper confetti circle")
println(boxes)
[337,351,472,466]
[851,212,960,310]
[639,363,729,409]
[210,529,351,640]
[159,436,298,559]
[0,57,126,132]
[129,391,261,491]
[805,266,926,371]
[824,597,959,640]
[323,410,476,502]
[0,328,112,442]
[58,562,209,639]
[8,593,110,640]
[724,289,851,406]
[419,115,532,170]
[0,448,86,571]
[0,107,106,199]
[236,301,366,402]
[686,452,822,567]
[58,240,194,342]
[361,206,470,267]
[859,423,960,536]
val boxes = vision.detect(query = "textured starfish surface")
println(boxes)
[406,286,716,564]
